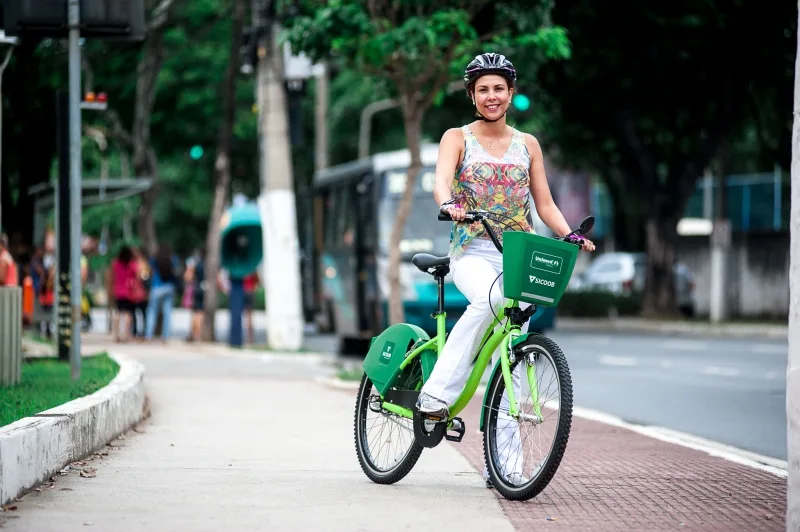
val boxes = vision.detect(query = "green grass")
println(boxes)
[0,354,120,428]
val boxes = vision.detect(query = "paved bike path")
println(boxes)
[0,343,512,532]
[455,398,788,531]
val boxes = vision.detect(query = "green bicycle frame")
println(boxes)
[381,299,539,423]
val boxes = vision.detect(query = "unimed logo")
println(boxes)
[531,251,563,274]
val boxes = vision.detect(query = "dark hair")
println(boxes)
[117,245,133,264]
[155,244,175,282]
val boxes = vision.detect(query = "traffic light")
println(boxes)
[512,94,531,112]
[190,145,204,160]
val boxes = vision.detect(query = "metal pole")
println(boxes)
[357,81,463,159]
[68,0,82,379]
[774,162,782,231]
[314,63,328,172]
[358,98,399,160]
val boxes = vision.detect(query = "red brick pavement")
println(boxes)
[452,400,787,531]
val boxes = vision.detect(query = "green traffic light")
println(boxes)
[512,94,531,112]
[190,145,204,160]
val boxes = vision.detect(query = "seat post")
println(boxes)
[436,272,445,315]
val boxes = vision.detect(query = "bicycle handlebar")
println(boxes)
[438,208,590,252]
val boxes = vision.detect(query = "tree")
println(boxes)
[133,0,187,254]
[284,0,570,324]
[788,3,800,528]
[201,0,247,341]
[535,0,796,316]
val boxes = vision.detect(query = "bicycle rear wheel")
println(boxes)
[354,357,424,484]
[483,334,573,501]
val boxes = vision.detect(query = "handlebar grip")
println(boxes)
[439,211,479,223]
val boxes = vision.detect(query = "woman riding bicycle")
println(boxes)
[416,52,595,423]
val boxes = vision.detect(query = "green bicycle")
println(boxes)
[354,209,594,501]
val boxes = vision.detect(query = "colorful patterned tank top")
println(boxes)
[448,125,534,258]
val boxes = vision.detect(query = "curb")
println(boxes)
[554,318,787,340]
[0,351,146,505]
[314,375,362,391]
[319,378,787,478]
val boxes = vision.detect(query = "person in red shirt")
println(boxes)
[109,245,138,342]
[0,233,19,287]
[243,270,259,345]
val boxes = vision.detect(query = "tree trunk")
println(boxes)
[200,0,246,342]
[604,173,646,252]
[640,216,680,317]
[786,2,800,527]
[387,104,423,325]
[134,0,183,255]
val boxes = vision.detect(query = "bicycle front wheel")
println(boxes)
[354,371,423,484]
[483,334,573,501]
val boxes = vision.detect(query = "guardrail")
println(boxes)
[0,287,22,385]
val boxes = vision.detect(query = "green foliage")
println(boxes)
[283,0,570,107]
[0,354,120,427]
[535,0,796,251]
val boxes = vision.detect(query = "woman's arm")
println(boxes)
[525,134,571,237]
[525,134,595,251]
[433,128,466,220]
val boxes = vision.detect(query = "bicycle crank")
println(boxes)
[413,411,447,448]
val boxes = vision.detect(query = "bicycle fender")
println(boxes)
[363,323,430,396]
[479,332,542,432]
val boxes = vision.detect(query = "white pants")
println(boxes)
[421,239,529,478]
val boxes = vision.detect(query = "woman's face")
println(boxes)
[471,74,513,121]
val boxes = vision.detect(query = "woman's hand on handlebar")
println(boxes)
[440,201,466,222]
[564,233,596,252]
[580,238,596,252]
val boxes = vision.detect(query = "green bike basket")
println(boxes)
[502,231,580,307]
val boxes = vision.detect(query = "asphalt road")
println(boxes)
[87,309,788,461]
[548,331,788,461]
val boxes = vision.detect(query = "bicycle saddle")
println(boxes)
[411,253,450,273]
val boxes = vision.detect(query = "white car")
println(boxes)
[569,252,696,316]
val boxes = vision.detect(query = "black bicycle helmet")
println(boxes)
[463,53,517,93]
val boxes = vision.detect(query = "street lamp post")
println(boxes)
[0,30,19,233]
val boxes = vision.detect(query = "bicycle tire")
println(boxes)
[483,334,573,501]
[354,372,424,484]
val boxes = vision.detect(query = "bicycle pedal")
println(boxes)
[445,417,465,443]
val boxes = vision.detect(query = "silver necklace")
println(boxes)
[485,133,508,150]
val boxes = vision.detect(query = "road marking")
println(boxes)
[663,340,707,351]
[572,406,788,478]
[702,366,740,377]
[764,371,782,380]
[659,360,674,369]
[751,343,788,355]
[598,355,638,367]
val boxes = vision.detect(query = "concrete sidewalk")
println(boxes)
[0,341,512,532]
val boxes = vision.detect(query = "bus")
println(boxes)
[306,143,467,355]
[305,143,557,356]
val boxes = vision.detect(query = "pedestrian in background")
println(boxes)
[110,245,137,343]
[145,243,179,343]
[130,247,151,340]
